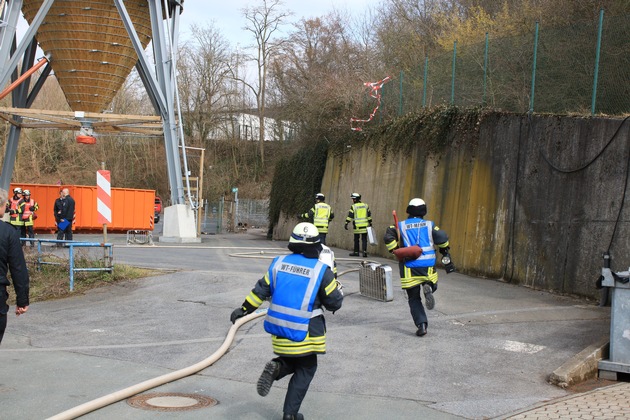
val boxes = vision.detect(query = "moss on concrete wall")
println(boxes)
[272,110,630,299]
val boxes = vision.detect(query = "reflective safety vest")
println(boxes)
[264,254,327,342]
[313,203,332,233]
[351,203,369,228]
[8,197,23,226]
[21,199,38,226]
[399,218,436,268]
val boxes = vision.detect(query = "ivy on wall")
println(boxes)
[268,139,329,229]
[330,105,487,157]
[268,106,488,228]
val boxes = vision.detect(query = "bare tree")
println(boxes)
[178,23,234,146]
[239,0,291,169]
[271,13,363,130]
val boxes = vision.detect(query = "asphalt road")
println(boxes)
[0,229,610,419]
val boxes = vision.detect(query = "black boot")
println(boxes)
[416,323,427,336]
[283,414,304,420]
[257,360,280,396]
[423,283,435,310]
[349,252,359,257]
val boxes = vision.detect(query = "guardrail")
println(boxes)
[21,238,113,291]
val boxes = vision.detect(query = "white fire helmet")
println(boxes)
[289,222,320,244]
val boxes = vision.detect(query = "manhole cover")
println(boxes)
[127,392,218,412]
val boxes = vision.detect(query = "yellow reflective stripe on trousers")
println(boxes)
[400,266,438,289]
[272,333,326,355]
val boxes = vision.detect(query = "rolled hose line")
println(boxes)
[47,309,268,420]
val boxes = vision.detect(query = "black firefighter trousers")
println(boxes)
[274,354,318,416]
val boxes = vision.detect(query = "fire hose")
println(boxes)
[47,309,267,420]
[47,255,364,419]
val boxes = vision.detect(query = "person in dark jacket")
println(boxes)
[230,222,344,420]
[0,188,30,344]
[55,188,75,241]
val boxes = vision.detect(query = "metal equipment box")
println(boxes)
[359,263,393,302]
[598,264,630,380]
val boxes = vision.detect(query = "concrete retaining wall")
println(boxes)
[275,113,630,299]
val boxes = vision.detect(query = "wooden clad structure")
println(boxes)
[22,0,152,113]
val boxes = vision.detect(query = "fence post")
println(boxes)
[422,56,428,108]
[529,21,539,113]
[591,8,604,116]
[451,41,457,105]
[398,70,404,115]
[69,244,75,291]
[483,32,489,105]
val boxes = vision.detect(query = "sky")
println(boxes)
[178,0,382,47]
[16,1,383,53]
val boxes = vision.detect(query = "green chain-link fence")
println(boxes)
[371,11,630,118]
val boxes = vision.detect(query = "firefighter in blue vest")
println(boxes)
[300,193,334,245]
[344,192,372,257]
[383,198,455,337]
[230,222,343,420]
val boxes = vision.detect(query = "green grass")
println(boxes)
[7,250,164,305]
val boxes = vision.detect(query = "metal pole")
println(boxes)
[218,196,224,233]
[483,32,489,106]
[197,148,205,236]
[422,56,428,108]
[69,245,74,292]
[451,41,457,105]
[398,70,404,115]
[529,21,539,114]
[100,162,108,245]
[591,8,604,116]
[203,199,208,230]
[234,189,239,230]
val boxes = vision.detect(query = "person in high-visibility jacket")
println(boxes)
[230,222,343,420]
[6,188,24,232]
[383,198,454,337]
[300,193,334,245]
[344,192,372,257]
[19,190,39,248]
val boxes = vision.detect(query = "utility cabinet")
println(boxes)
[598,258,630,380]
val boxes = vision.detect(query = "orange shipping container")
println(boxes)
[9,184,156,233]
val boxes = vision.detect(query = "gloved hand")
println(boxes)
[29,206,35,211]
[439,246,450,256]
[230,307,247,324]
[344,223,349,230]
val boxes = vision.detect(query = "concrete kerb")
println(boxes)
[547,338,610,388]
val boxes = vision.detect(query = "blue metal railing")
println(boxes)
[21,238,113,291]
